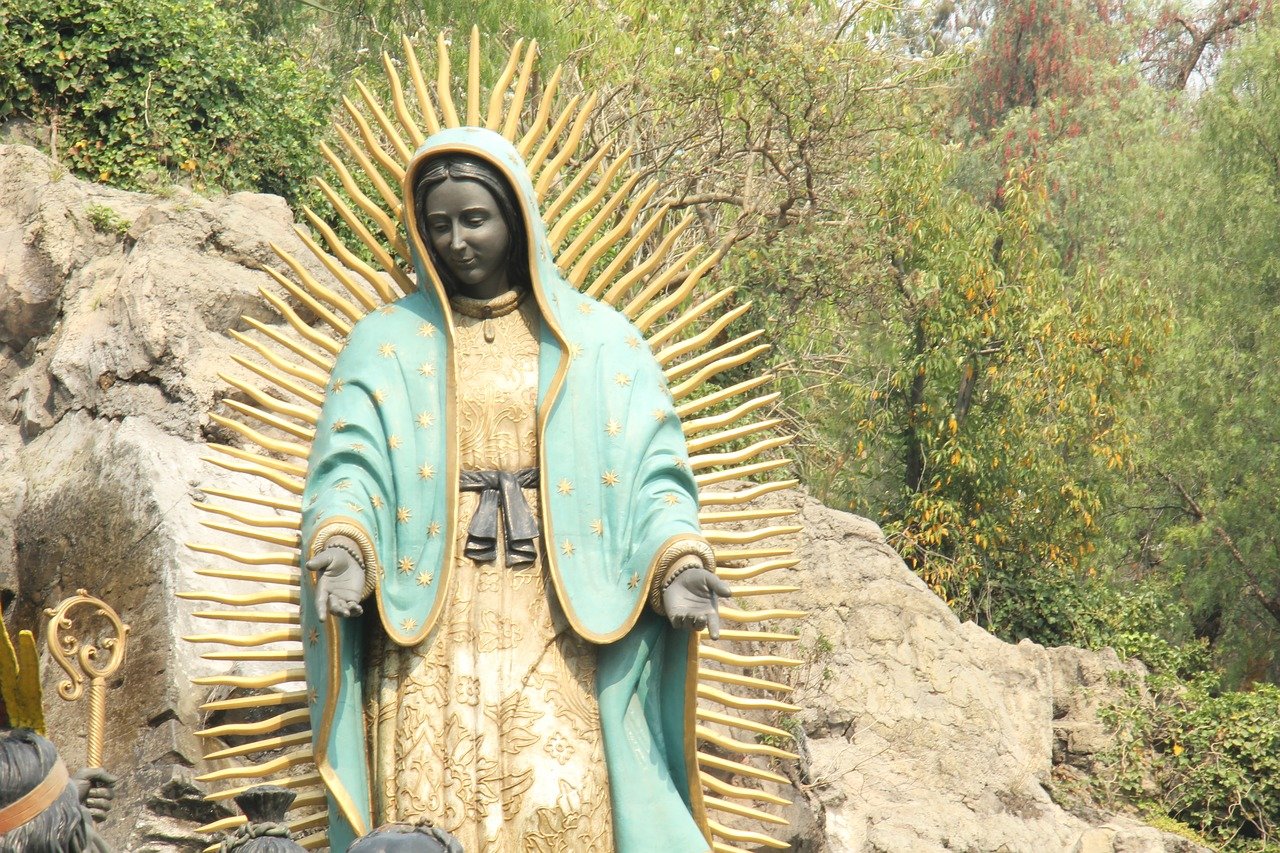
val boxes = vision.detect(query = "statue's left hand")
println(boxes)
[663,565,732,639]
[72,767,117,822]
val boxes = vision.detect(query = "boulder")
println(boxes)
[762,490,1206,853]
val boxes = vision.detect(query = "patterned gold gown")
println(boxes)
[366,291,615,851]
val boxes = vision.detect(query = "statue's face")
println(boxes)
[422,177,512,298]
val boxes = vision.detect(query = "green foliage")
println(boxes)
[0,0,330,198]
[84,203,129,236]
[1039,24,1280,684]
[1099,652,1280,850]
[806,135,1157,642]
[247,0,584,82]
[1161,684,1280,845]
[1142,813,1221,850]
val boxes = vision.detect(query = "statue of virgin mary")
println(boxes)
[182,32,804,853]
[297,127,729,852]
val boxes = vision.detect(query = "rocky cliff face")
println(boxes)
[0,144,1201,853]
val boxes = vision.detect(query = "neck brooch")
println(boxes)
[450,288,526,342]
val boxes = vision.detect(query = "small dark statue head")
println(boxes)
[219,786,308,853]
[0,728,96,853]
[346,822,464,853]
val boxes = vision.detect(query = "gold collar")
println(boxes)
[449,288,526,319]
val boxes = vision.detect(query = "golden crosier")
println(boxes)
[44,589,130,768]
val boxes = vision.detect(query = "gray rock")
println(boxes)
[1048,645,1149,771]
[719,487,1207,853]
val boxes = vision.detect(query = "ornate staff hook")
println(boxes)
[44,590,129,767]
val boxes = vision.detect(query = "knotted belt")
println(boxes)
[459,468,540,567]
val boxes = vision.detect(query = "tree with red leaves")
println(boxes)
[962,0,1126,131]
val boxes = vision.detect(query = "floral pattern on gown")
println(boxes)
[367,296,614,852]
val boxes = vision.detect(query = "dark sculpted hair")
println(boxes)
[0,729,91,853]
[412,154,531,295]
[346,821,463,853]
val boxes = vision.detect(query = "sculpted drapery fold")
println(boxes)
[298,128,713,852]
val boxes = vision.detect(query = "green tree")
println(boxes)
[1101,24,1280,684]
[847,140,1156,640]
[0,0,331,197]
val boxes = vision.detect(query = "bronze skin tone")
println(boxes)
[420,178,511,300]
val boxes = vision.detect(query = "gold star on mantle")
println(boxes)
[396,506,412,523]
[652,408,668,422]
[331,419,348,432]
[379,305,398,315]
[628,573,640,589]
[556,479,574,496]
[601,470,620,487]
[331,378,346,394]
[605,418,622,437]
[590,519,604,537]
[397,556,414,574]
[672,455,687,469]
[351,442,367,454]
[346,501,363,513]
[388,435,403,450]
[308,688,319,705]
[418,322,437,337]
[308,627,319,646]
[663,493,681,506]
[418,361,436,377]
[416,411,436,429]
[335,479,351,491]
[418,463,436,480]
[372,389,389,405]
[378,342,397,358]
[371,494,384,509]
[567,342,583,360]
[561,539,576,556]
[427,521,441,538]
[400,617,418,632]
[416,570,434,587]
[614,372,632,387]
[625,335,641,349]
[577,302,593,315]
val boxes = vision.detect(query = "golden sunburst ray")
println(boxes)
[182,29,803,848]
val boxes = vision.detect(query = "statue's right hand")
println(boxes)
[306,546,365,621]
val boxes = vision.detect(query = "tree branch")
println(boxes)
[1160,470,1280,625]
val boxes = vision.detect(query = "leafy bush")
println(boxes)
[1096,631,1280,850]
[1156,682,1280,848]
[0,0,331,198]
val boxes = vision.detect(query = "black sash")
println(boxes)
[458,468,540,567]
